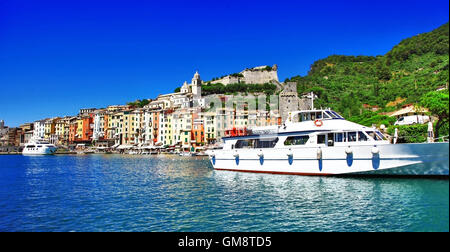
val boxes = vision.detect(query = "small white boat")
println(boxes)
[195,151,208,156]
[207,109,449,176]
[179,152,192,157]
[22,139,57,155]
[128,150,139,155]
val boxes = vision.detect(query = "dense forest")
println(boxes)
[285,22,449,119]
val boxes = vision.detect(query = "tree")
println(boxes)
[420,90,449,138]
[139,99,150,107]
[375,61,391,81]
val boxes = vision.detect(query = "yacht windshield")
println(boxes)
[324,111,336,119]
[298,110,344,121]
[365,131,387,141]
[330,111,344,119]
[375,131,387,140]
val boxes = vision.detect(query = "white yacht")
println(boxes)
[22,138,57,155]
[207,109,449,176]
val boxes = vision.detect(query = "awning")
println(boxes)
[390,105,428,117]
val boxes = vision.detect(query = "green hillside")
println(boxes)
[286,22,449,119]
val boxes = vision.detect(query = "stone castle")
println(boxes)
[210,64,280,87]
[205,64,313,122]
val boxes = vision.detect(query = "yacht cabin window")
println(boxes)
[335,133,344,142]
[327,133,334,146]
[348,132,357,142]
[235,139,254,149]
[255,138,279,148]
[358,132,368,141]
[284,135,309,145]
[235,138,278,149]
[317,134,326,145]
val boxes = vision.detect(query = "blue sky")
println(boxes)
[0,0,448,126]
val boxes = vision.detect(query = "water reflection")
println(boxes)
[0,155,448,232]
[212,170,449,231]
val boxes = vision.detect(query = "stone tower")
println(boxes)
[279,82,300,123]
[191,71,202,97]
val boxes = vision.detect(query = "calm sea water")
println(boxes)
[0,154,448,232]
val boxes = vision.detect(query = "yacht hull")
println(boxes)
[22,147,57,155]
[209,142,449,176]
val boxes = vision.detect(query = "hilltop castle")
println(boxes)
[209,65,281,87]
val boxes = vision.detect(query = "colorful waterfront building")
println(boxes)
[121,109,144,146]
[134,109,145,145]
[55,117,72,146]
[81,114,94,143]
[103,112,111,141]
[204,111,217,144]
[68,117,78,144]
[150,109,161,145]
[171,110,185,147]
[61,116,75,146]
[215,107,235,139]
[109,111,124,146]
[19,123,34,145]
[192,117,205,147]
[120,110,133,145]
[33,119,47,139]
[75,117,83,142]
[143,109,153,145]
[93,109,106,142]
[44,117,59,144]
[159,110,171,146]
[171,108,193,149]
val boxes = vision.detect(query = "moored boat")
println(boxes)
[22,138,57,155]
[207,109,449,176]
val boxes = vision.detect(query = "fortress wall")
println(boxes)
[209,66,279,85]
[241,70,278,84]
